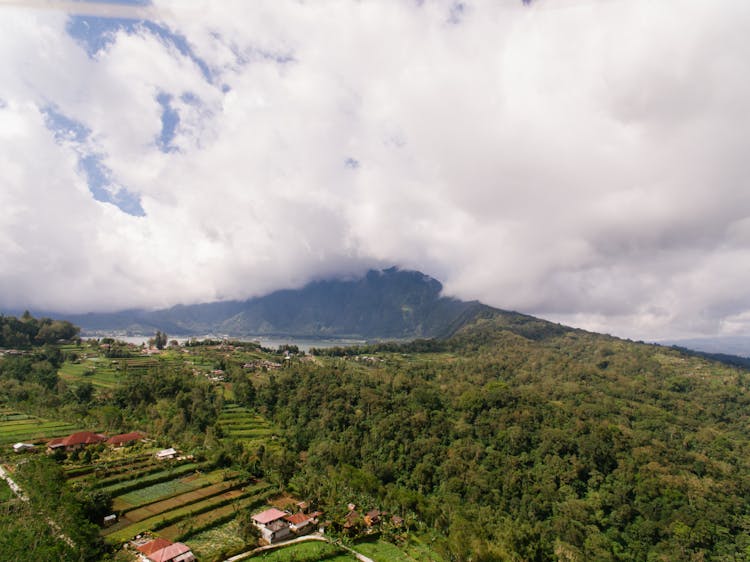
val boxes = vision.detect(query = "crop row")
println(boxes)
[112,470,231,511]
[65,452,156,478]
[105,483,273,544]
[162,486,277,542]
[99,462,209,495]
[68,457,158,481]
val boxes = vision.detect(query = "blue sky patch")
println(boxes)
[66,15,213,83]
[80,155,146,216]
[156,92,180,153]
[42,106,145,217]
[42,106,91,143]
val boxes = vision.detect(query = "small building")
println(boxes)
[252,508,292,544]
[136,538,195,562]
[285,511,316,533]
[47,431,107,452]
[12,442,35,453]
[107,431,145,448]
[103,514,117,527]
[156,447,178,460]
[136,538,172,557]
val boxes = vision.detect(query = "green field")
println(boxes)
[124,479,247,522]
[0,479,14,502]
[218,405,279,449]
[353,539,415,562]
[181,519,247,561]
[106,482,274,544]
[0,410,80,445]
[157,485,275,542]
[57,350,185,389]
[113,469,231,511]
[251,541,354,561]
[98,462,207,495]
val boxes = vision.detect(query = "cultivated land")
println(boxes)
[0,410,80,445]
[218,404,280,449]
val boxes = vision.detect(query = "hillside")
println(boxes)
[56,268,505,339]
[268,316,750,560]
[2,312,750,560]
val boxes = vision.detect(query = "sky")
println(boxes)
[1,0,749,342]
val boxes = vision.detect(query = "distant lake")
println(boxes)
[82,334,367,352]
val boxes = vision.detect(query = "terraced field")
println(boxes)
[58,349,184,389]
[218,405,279,449]
[158,484,276,542]
[105,480,275,544]
[66,453,158,482]
[98,461,209,495]
[0,411,80,445]
[182,519,246,561]
[112,470,231,512]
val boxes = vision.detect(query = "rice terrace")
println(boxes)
[0,325,437,561]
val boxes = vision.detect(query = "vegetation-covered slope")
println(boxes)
[257,316,750,561]
[3,312,750,561]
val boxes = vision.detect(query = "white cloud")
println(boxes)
[1,0,750,341]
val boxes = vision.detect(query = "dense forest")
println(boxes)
[1,312,750,560]
[261,317,750,561]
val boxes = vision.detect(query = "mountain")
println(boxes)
[57,267,533,340]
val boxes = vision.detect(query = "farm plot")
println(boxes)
[66,453,157,481]
[124,479,247,522]
[106,482,274,544]
[157,484,276,542]
[58,359,122,389]
[0,411,79,445]
[218,405,279,448]
[98,461,209,495]
[183,519,246,562]
[112,469,231,512]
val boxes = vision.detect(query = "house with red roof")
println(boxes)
[252,507,292,544]
[136,538,173,557]
[135,538,195,562]
[285,511,316,533]
[47,431,107,452]
[107,431,145,447]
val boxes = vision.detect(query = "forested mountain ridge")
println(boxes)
[44,268,532,339]
[270,319,750,560]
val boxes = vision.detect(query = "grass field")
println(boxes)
[0,479,14,502]
[353,539,414,562]
[251,541,354,561]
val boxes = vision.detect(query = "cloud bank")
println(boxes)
[1,0,749,340]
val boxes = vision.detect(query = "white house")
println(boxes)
[252,508,292,544]
[156,447,178,460]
